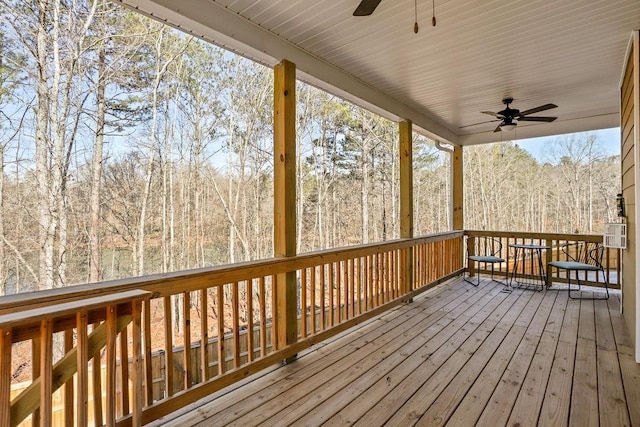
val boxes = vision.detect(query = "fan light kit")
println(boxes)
[500,122,517,132]
[460,97,558,133]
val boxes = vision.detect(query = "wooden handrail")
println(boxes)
[0,231,463,315]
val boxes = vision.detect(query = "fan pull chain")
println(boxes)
[432,0,437,26]
[414,0,419,33]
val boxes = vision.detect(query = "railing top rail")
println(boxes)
[464,230,604,242]
[0,289,151,330]
[0,231,463,314]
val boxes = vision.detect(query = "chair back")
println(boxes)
[560,241,604,268]
[467,236,502,257]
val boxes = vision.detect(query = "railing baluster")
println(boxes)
[247,280,254,362]
[353,259,358,314]
[91,322,102,426]
[232,282,240,369]
[367,255,373,309]
[32,336,41,426]
[328,263,334,327]
[76,312,88,427]
[183,291,192,389]
[382,252,387,303]
[347,259,352,318]
[106,305,117,427]
[143,300,153,405]
[163,296,174,397]
[40,319,54,426]
[270,275,277,351]
[217,286,225,375]
[0,329,11,427]
[378,253,382,304]
[336,261,342,323]
[64,327,74,427]
[200,288,209,381]
[301,268,307,338]
[120,322,130,416]
[310,267,316,334]
[131,299,143,427]
[320,265,325,330]
[338,260,349,321]
[389,251,394,299]
[259,277,267,356]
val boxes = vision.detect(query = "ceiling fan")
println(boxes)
[462,98,558,132]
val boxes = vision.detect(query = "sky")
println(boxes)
[514,127,620,160]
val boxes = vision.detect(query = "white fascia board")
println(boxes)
[457,112,620,146]
[114,0,458,145]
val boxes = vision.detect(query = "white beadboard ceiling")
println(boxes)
[118,0,640,146]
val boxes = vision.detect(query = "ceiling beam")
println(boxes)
[114,0,458,144]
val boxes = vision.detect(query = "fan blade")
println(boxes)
[480,111,500,117]
[518,103,558,117]
[353,0,382,16]
[459,119,499,129]
[493,124,503,133]
[517,116,557,122]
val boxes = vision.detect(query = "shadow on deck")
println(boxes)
[151,276,640,427]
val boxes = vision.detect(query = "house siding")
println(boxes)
[621,32,638,359]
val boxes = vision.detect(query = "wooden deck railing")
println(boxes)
[0,290,151,427]
[464,230,621,289]
[0,231,464,426]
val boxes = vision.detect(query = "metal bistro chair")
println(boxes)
[547,241,610,300]
[464,236,506,287]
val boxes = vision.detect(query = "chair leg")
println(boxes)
[463,260,480,287]
[567,272,579,299]
[490,263,508,286]
[567,270,610,300]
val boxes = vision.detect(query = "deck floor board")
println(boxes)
[152,277,639,427]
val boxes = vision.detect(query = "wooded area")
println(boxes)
[0,0,620,294]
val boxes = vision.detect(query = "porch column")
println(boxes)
[273,59,297,356]
[452,145,464,230]
[399,120,414,293]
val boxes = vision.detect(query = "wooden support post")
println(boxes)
[452,145,464,273]
[399,121,414,294]
[274,59,297,360]
[452,145,463,230]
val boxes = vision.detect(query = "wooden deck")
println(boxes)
[152,277,640,427]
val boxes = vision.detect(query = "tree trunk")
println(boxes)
[361,141,370,244]
[89,43,106,283]
[35,0,54,291]
[0,145,4,294]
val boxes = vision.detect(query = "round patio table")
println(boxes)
[508,243,551,291]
